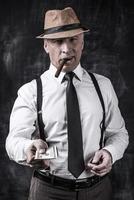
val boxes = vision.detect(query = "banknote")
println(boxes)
[35,146,58,160]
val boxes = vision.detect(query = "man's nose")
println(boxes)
[61,41,72,54]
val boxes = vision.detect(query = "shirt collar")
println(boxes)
[73,63,83,81]
[49,63,83,83]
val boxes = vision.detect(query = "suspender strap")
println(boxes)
[88,72,106,149]
[36,78,46,141]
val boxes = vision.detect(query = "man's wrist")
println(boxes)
[102,148,113,164]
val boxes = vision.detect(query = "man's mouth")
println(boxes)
[60,57,74,64]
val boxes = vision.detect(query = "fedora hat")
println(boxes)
[36,7,89,39]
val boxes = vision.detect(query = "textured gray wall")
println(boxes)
[0,0,134,199]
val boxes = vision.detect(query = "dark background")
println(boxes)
[0,0,134,199]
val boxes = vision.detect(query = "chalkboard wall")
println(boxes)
[0,0,134,199]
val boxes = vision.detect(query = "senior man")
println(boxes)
[6,7,129,200]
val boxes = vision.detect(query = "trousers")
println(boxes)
[28,174,112,200]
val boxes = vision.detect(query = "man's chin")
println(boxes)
[62,65,77,72]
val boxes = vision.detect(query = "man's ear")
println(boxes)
[43,39,49,54]
[81,34,84,50]
[81,39,84,50]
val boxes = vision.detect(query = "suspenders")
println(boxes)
[36,78,46,141]
[36,72,106,149]
[88,72,106,149]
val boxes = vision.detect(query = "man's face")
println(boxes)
[44,33,84,72]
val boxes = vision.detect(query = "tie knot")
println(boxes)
[64,72,75,82]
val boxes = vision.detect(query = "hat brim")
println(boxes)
[36,28,89,39]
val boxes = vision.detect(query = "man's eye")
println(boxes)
[52,39,63,44]
[57,40,63,44]
[70,38,77,42]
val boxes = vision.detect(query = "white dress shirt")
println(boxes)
[6,63,129,179]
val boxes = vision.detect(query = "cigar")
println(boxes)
[55,58,70,78]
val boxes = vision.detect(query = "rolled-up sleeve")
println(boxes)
[6,80,37,164]
[103,80,129,163]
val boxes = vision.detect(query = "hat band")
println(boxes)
[44,23,83,35]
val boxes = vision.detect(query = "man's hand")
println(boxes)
[86,149,112,176]
[26,139,49,169]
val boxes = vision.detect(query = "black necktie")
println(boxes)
[65,72,85,178]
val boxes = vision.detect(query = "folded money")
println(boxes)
[35,146,58,160]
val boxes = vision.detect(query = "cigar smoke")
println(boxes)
[55,58,70,78]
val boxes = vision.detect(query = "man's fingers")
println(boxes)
[89,161,111,171]
[88,160,112,176]
[91,164,112,175]
[26,146,36,163]
[33,139,48,151]
[26,139,48,165]
[43,160,50,169]
[86,149,112,176]
[91,151,102,164]
[27,156,35,164]
[90,169,108,177]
